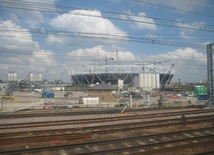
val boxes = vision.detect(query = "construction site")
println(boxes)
[1,0,214,153]
[0,58,208,113]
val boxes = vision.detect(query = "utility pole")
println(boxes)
[207,43,214,108]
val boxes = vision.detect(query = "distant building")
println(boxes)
[87,84,119,102]
[64,92,73,100]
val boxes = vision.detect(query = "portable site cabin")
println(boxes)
[79,96,100,105]
[87,84,119,102]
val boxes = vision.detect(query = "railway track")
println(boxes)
[0,116,213,146]
[0,108,214,154]
[0,107,205,118]
[0,113,214,132]
[0,109,213,130]
[1,127,214,155]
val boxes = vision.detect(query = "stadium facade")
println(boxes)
[68,64,175,86]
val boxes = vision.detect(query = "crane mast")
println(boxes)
[91,56,114,72]
[91,56,114,65]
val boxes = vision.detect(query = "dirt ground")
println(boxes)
[0,91,198,113]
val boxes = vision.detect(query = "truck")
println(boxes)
[194,85,207,97]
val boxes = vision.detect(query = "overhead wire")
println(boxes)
[0,24,207,50]
[0,38,208,64]
[0,1,210,81]
[0,0,212,67]
[1,27,213,40]
[0,0,214,32]
[133,0,214,18]
[0,0,212,52]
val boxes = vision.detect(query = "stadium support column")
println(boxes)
[207,43,214,108]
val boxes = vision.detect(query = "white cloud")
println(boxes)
[22,11,46,28]
[169,0,207,11]
[0,52,55,74]
[152,47,207,82]
[48,10,128,46]
[120,12,157,31]
[1,0,57,27]
[109,0,122,4]
[155,47,206,63]
[176,21,205,40]
[167,0,208,11]
[46,34,65,44]
[50,10,127,37]
[176,21,205,31]
[0,20,61,80]
[179,31,191,39]
[145,33,157,39]
[0,20,39,54]
[66,46,135,65]
[29,50,56,66]
[168,47,205,62]
[20,0,57,27]
[5,12,20,25]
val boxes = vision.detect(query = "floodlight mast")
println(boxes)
[207,43,214,108]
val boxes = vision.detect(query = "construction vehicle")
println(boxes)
[0,91,14,100]
[119,87,149,98]
[43,100,55,110]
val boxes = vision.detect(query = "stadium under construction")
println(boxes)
[68,63,175,87]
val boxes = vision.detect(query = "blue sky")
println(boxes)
[0,0,214,83]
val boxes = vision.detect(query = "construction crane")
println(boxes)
[134,59,170,73]
[91,56,114,65]
[150,59,170,65]
[60,72,63,81]
[116,50,121,73]
[116,50,120,65]
[91,56,114,72]
[116,50,122,79]
[133,60,148,73]
[148,59,170,72]
[43,68,49,84]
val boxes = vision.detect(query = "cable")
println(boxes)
[0,40,208,63]
[0,0,211,68]
[0,24,207,50]
[1,0,214,32]
[133,0,214,18]
[1,27,213,41]
[0,32,206,50]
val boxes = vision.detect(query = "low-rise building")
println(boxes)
[87,84,119,102]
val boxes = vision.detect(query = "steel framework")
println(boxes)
[207,43,214,108]
[68,64,175,85]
